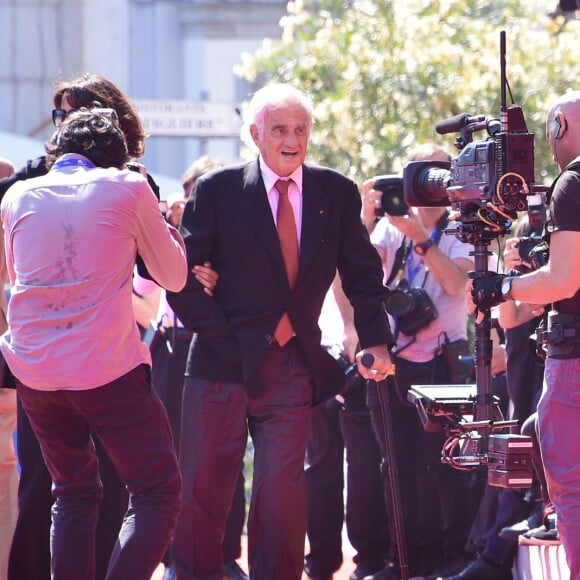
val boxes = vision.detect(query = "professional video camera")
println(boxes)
[400,106,548,246]
[404,31,544,489]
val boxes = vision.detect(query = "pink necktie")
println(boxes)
[273,179,298,346]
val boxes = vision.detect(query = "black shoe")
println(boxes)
[519,524,560,546]
[425,553,473,579]
[498,502,543,542]
[436,556,512,579]
[386,559,431,579]
[304,556,341,580]
[350,563,390,580]
[223,561,250,580]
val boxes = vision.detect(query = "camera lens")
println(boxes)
[385,290,413,317]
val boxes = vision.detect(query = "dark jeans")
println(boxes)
[172,342,312,580]
[305,382,389,577]
[9,400,128,580]
[17,364,181,580]
[367,354,474,570]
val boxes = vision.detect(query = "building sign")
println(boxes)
[132,99,242,138]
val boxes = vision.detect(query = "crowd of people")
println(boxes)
[0,73,578,580]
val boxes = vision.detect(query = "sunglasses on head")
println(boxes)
[52,107,118,127]
[52,108,76,127]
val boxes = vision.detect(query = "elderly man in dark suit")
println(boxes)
[167,83,394,580]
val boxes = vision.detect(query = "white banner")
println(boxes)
[132,99,242,138]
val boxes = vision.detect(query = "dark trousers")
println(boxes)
[9,402,128,580]
[151,332,191,454]
[16,365,181,580]
[305,383,389,577]
[467,322,545,564]
[151,332,246,564]
[367,354,474,569]
[171,342,312,580]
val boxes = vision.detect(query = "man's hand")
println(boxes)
[356,345,394,381]
[504,237,534,273]
[469,274,507,316]
[361,179,382,232]
[388,211,429,243]
[193,261,219,296]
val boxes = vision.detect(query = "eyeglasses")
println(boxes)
[52,108,76,127]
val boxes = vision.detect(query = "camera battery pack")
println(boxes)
[488,433,533,453]
[487,434,534,488]
[487,468,534,489]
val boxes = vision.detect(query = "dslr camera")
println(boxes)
[373,176,408,216]
[385,279,438,336]
[516,236,550,273]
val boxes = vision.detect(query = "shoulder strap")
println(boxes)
[385,236,408,287]
[385,211,449,288]
[416,211,449,289]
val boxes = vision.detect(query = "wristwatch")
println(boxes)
[413,238,435,256]
[501,276,514,300]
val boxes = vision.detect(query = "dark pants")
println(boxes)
[9,401,128,580]
[151,331,191,454]
[152,332,247,564]
[367,354,474,571]
[152,331,246,564]
[467,321,545,565]
[305,383,389,577]
[171,341,312,580]
[16,365,181,580]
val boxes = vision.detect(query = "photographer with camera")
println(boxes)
[357,144,476,577]
[469,90,580,578]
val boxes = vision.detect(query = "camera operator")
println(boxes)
[357,144,476,577]
[470,90,580,578]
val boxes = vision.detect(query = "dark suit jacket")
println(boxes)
[167,160,393,404]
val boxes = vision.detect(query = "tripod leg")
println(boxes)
[371,379,409,580]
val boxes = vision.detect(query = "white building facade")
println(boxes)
[0,0,286,183]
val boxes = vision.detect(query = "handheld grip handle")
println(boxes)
[361,353,375,368]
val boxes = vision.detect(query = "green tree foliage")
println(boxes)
[235,0,580,183]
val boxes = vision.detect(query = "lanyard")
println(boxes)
[405,229,437,285]
[52,157,96,170]
[388,212,449,289]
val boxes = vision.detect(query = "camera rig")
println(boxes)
[403,31,547,488]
